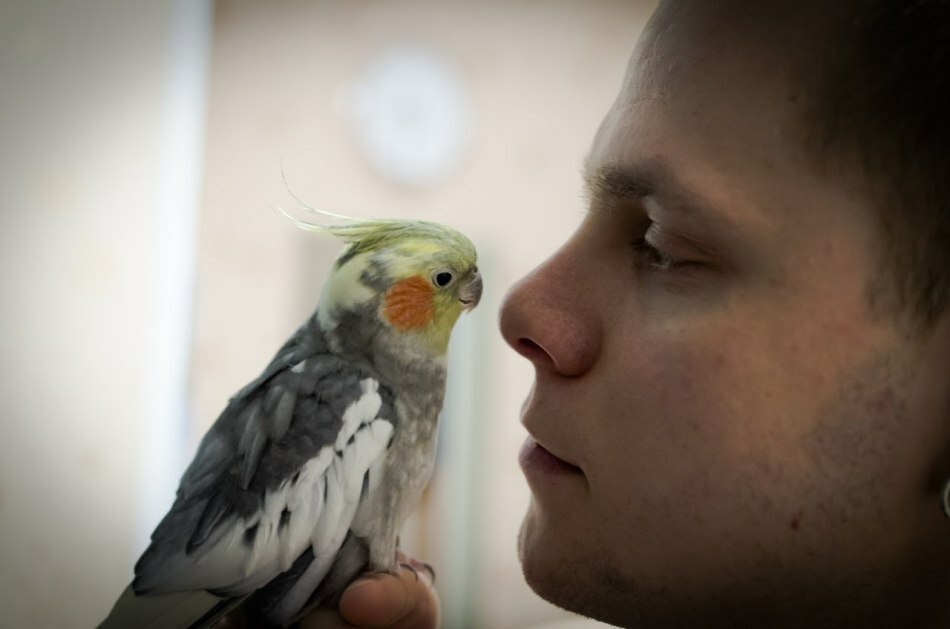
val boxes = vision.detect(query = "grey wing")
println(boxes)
[98,585,243,629]
[131,323,396,605]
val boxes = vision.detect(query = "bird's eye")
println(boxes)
[434,271,454,287]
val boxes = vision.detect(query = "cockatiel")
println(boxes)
[100,213,481,628]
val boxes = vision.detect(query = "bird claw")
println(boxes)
[399,560,435,585]
[419,561,436,584]
[399,562,420,581]
[390,551,435,585]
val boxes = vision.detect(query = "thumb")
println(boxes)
[338,563,439,629]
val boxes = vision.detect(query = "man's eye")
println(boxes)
[631,237,679,270]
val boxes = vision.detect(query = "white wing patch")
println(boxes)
[244,449,335,577]
[270,386,393,623]
[143,378,393,604]
[335,379,382,452]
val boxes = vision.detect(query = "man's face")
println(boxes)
[500,3,950,627]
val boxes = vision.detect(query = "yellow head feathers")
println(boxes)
[281,204,480,354]
[282,209,475,263]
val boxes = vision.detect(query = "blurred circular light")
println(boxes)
[347,45,472,188]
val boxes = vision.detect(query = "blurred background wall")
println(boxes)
[0,1,655,627]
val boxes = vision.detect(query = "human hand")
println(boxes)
[300,555,440,629]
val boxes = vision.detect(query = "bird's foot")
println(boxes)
[394,552,435,585]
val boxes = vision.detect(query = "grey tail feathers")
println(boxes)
[98,584,246,629]
[101,534,369,628]
[244,533,370,625]
[291,533,370,623]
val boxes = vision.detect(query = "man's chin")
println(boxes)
[518,505,565,592]
[519,505,705,628]
[517,505,627,625]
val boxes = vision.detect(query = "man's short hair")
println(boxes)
[807,0,949,327]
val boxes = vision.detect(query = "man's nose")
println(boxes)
[498,244,601,378]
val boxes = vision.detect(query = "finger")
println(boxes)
[338,565,439,629]
[299,607,357,629]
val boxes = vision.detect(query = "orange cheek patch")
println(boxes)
[383,275,434,330]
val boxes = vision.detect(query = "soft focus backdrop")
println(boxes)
[0,1,655,627]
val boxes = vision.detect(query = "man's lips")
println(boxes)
[518,436,584,476]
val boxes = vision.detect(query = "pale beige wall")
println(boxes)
[0,1,211,627]
[195,2,656,627]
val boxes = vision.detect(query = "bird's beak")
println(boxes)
[458,269,482,311]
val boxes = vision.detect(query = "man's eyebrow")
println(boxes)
[583,159,727,224]
[583,162,653,202]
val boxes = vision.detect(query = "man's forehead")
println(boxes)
[580,1,878,241]
[639,0,843,92]
[650,0,839,38]
[597,1,830,182]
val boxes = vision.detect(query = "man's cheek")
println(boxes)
[600,339,746,439]
[587,346,736,500]
[611,337,808,474]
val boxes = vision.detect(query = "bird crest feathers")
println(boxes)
[276,201,476,263]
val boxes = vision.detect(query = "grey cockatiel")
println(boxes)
[100,214,481,628]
